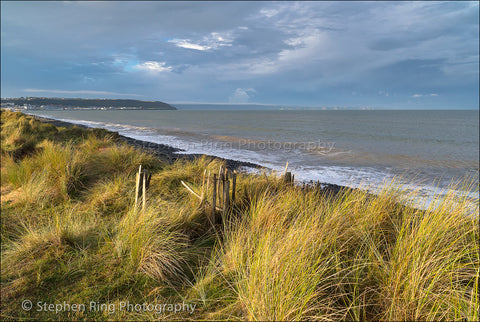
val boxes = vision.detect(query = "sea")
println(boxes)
[26,108,479,209]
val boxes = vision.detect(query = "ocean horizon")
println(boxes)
[25,108,479,206]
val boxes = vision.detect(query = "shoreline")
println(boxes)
[32,115,347,195]
[33,115,263,170]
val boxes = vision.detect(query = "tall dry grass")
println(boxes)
[114,204,190,284]
[3,140,87,206]
[1,110,478,321]
[188,180,478,321]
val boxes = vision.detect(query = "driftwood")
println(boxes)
[181,180,202,200]
[181,179,222,211]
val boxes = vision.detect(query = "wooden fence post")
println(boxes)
[206,170,210,201]
[201,169,206,201]
[146,171,152,190]
[223,179,230,215]
[135,165,142,209]
[284,171,292,184]
[218,166,224,208]
[284,161,289,175]
[231,170,237,203]
[212,174,217,224]
[142,170,146,212]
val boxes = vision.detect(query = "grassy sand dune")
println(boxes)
[1,110,478,321]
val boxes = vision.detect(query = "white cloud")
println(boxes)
[229,88,256,103]
[168,31,233,51]
[378,90,389,96]
[134,61,172,73]
[412,93,438,98]
[260,8,279,18]
[169,39,211,51]
[217,28,334,78]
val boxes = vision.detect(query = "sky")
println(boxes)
[1,1,479,109]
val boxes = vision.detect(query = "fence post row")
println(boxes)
[137,163,296,223]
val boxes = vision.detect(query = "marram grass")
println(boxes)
[1,110,478,321]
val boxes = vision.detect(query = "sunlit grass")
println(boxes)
[1,110,478,321]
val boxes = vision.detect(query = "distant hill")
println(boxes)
[1,97,176,110]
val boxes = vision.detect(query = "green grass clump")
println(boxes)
[4,140,87,203]
[1,110,478,321]
[0,111,58,160]
[114,205,190,283]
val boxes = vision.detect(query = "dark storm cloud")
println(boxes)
[1,1,478,108]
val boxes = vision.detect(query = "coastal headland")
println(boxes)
[1,97,176,110]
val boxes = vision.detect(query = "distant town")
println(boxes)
[0,97,176,111]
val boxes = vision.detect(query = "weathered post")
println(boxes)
[135,165,142,209]
[218,166,224,208]
[142,170,146,212]
[146,171,152,190]
[212,174,217,223]
[201,169,207,201]
[223,179,230,215]
[206,170,210,201]
[231,170,237,203]
[284,171,292,184]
